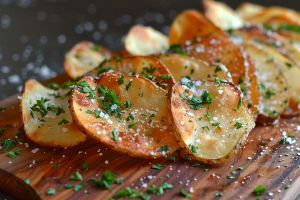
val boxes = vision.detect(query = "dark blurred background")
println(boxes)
[0,0,300,199]
[0,0,300,100]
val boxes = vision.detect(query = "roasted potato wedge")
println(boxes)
[159,54,232,82]
[242,42,289,118]
[88,56,174,90]
[171,79,255,164]
[21,80,86,147]
[64,41,111,79]
[124,25,169,56]
[70,73,179,158]
[203,0,244,30]
[169,10,224,45]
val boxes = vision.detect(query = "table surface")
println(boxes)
[1,0,300,199]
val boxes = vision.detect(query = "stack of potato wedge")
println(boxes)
[21,1,300,164]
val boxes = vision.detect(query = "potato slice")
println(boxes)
[169,10,224,45]
[169,10,259,115]
[64,41,111,79]
[159,54,232,82]
[260,46,300,113]
[203,0,244,30]
[242,6,300,25]
[184,34,259,115]
[242,42,289,118]
[21,80,86,147]
[171,79,255,164]
[88,56,174,90]
[124,25,169,56]
[237,2,264,19]
[233,26,300,68]
[70,73,179,158]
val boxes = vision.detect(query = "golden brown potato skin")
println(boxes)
[169,10,259,115]
[70,73,179,159]
[170,81,255,164]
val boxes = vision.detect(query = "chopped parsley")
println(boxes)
[252,185,266,196]
[263,24,300,34]
[179,188,192,198]
[112,187,150,200]
[69,171,83,181]
[151,164,164,170]
[58,119,69,125]
[128,120,139,129]
[1,139,16,152]
[118,75,124,85]
[187,96,202,110]
[112,129,118,142]
[215,64,222,73]
[46,188,56,196]
[73,184,84,192]
[114,56,123,62]
[234,122,243,129]
[98,85,123,117]
[125,81,133,91]
[168,44,187,55]
[158,145,169,153]
[93,171,123,189]
[237,98,242,109]
[7,149,21,159]
[146,183,173,196]
[24,178,31,185]
[186,91,212,110]
[189,144,197,153]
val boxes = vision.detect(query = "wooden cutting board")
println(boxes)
[0,74,299,200]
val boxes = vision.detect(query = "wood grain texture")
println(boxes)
[0,74,299,200]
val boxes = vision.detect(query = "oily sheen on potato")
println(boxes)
[64,41,111,79]
[70,73,179,158]
[170,79,255,164]
[21,80,86,147]
[88,56,174,90]
[168,10,260,115]
[242,42,289,118]
[159,53,232,83]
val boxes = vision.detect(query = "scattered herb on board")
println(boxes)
[70,171,83,181]
[146,183,173,196]
[252,185,266,196]
[179,188,192,198]
[151,164,164,170]
[112,187,150,200]
[73,184,84,192]
[92,171,123,189]
[46,188,56,196]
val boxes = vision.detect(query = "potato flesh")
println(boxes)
[233,27,300,68]
[171,80,255,160]
[159,54,232,82]
[124,25,169,56]
[203,0,244,30]
[21,80,86,147]
[64,41,111,79]
[88,56,173,89]
[70,73,178,158]
[242,42,289,117]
